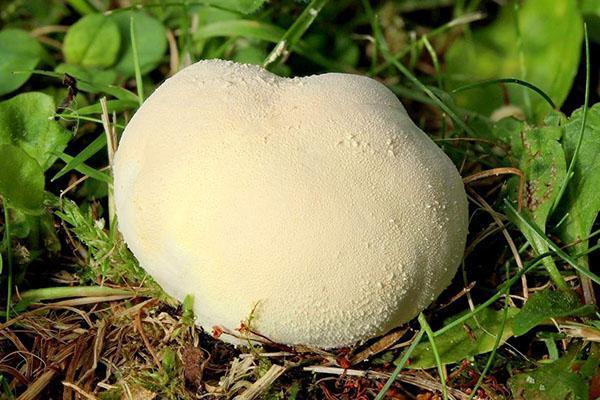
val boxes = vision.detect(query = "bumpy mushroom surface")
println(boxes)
[114,59,468,348]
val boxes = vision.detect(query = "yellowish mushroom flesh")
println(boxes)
[114,59,468,348]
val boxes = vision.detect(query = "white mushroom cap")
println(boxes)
[114,59,468,348]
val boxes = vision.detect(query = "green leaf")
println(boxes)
[513,289,596,336]
[198,0,266,14]
[0,92,70,171]
[509,353,589,400]
[485,118,568,288]
[63,14,121,68]
[404,308,518,368]
[0,144,44,212]
[557,104,600,261]
[110,11,167,77]
[446,0,583,120]
[194,19,284,43]
[0,29,43,96]
[493,120,567,229]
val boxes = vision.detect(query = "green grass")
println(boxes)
[0,0,598,399]
[419,313,448,400]
[2,198,13,322]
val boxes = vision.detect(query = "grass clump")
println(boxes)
[1,0,599,399]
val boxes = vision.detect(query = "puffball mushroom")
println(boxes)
[114,59,468,348]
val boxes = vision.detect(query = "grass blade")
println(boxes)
[57,153,112,183]
[419,313,448,400]
[194,20,348,72]
[433,255,546,337]
[74,99,138,115]
[506,200,600,286]
[361,0,476,136]
[373,12,485,75]
[66,0,98,15]
[56,113,126,129]
[2,199,13,322]
[130,15,144,106]
[467,268,511,399]
[52,135,106,182]
[451,78,556,109]
[19,70,139,103]
[374,329,424,400]
[263,0,329,67]
[513,1,532,119]
[18,286,133,303]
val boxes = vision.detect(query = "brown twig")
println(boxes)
[463,167,525,211]
[134,301,163,371]
[468,188,529,300]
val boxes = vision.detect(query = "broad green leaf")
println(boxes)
[513,289,595,336]
[509,353,589,400]
[55,63,116,88]
[0,29,43,96]
[0,92,70,171]
[510,125,566,268]
[484,118,567,287]
[404,308,517,368]
[63,14,121,68]
[194,19,284,43]
[110,11,167,77]
[490,120,567,229]
[557,103,600,284]
[446,0,583,120]
[9,208,35,239]
[0,144,44,212]
[193,4,241,25]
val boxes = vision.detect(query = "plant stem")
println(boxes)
[2,198,13,322]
